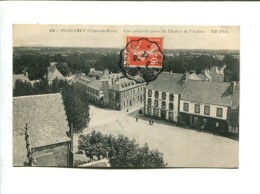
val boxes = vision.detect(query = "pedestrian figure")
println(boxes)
[136,117,138,122]
[149,120,151,125]
[127,109,129,112]
[151,121,153,125]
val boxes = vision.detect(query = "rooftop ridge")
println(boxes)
[13,93,61,99]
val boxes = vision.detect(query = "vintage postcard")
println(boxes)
[13,25,239,168]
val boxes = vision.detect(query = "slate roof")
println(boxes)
[188,73,203,81]
[146,72,185,94]
[86,80,104,90]
[181,80,232,107]
[13,74,31,86]
[110,77,145,91]
[13,93,70,166]
[88,70,103,77]
[44,65,65,81]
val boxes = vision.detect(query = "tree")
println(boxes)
[223,55,240,82]
[78,131,166,168]
[33,78,50,94]
[56,63,71,76]
[13,80,34,97]
[61,84,90,132]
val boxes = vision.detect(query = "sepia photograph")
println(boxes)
[13,24,239,168]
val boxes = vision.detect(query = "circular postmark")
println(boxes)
[119,36,165,84]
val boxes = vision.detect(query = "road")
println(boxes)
[74,105,239,168]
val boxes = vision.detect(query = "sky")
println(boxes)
[13,25,240,50]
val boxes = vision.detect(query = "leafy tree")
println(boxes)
[13,80,34,97]
[223,55,240,82]
[78,131,166,168]
[61,84,90,132]
[56,63,71,77]
[33,78,50,94]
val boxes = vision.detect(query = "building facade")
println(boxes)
[144,72,239,136]
[179,80,239,135]
[109,78,145,110]
[144,72,186,123]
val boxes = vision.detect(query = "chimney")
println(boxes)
[183,72,189,81]
[111,77,115,85]
[230,81,236,94]
[103,68,109,78]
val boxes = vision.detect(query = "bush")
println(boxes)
[78,131,166,168]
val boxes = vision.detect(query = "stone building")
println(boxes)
[109,77,146,110]
[13,93,73,167]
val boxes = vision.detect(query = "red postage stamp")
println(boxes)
[125,36,164,68]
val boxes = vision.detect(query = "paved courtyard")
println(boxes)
[75,105,239,168]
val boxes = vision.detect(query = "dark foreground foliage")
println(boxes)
[78,131,167,168]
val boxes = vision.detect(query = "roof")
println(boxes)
[86,80,104,90]
[181,80,232,107]
[78,158,111,167]
[231,83,239,109]
[44,65,65,81]
[88,70,103,77]
[188,73,203,81]
[110,77,145,91]
[146,72,185,94]
[13,93,70,166]
[13,74,30,86]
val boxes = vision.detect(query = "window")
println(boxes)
[147,107,151,114]
[204,105,210,115]
[195,104,200,114]
[162,101,166,109]
[193,117,198,125]
[138,96,140,101]
[169,94,174,101]
[216,108,223,117]
[154,108,159,117]
[148,98,152,106]
[162,92,166,100]
[154,100,159,107]
[203,118,207,126]
[124,101,125,107]
[133,89,135,94]
[184,102,189,112]
[169,112,174,120]
[169,102,174,110]
[155,91,159,99]
[141,87,142,91]
[138,88,139,92]
[148,90,152,97]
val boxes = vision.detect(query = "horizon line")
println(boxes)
[13,46,240,51]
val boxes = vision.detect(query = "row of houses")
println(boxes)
[144,72,239,135]
[73,68,146,110]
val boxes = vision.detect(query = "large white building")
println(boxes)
[144,72,239,135]
[144,72,186,123]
